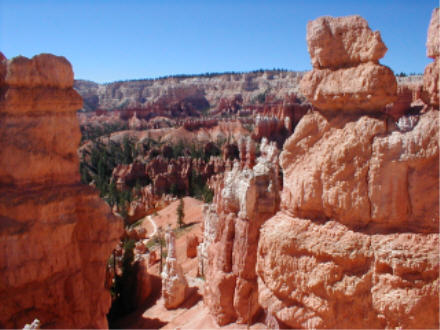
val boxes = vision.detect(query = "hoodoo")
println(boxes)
[201,137,280,325]
[0,53,123,328]
[257,14,439,329]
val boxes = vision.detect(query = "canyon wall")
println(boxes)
[74,71,305,112]
[256,14,439,329]
[0,53,123,328]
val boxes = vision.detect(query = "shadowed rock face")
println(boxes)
[257,14,439,329]
[0,53,123,328]
[300,15,397,113]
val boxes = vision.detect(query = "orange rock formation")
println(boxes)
[256,14,439,329]
[300,15,397,113]
[0,53,123,328]
[201,138,280,325]
[423,8,439,107]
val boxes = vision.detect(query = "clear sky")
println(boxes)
[0,0,437,83]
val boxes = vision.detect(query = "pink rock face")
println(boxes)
[202,139,280,325]
[426,8,439,59]
[306,15,387,69]
[257,13,438,328]
[257,214,439,329]
[280,111,438,230]
[257,110,439,328]
[300,62,397,112]
[423,59,439,107]
[0,54,123,328]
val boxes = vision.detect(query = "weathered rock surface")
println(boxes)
[300,15,397,113]
[306,15,387,69]
[161,227,188,309]
[300,62,397,112]
[258,109,439,329]
[202,138,280,325]
[426,8,439,59]
[423,8,439,108]
[423,59,439,107]
[257,14,439,329]
[0,53,123,328]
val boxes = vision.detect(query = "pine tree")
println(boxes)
[176,198,184,228]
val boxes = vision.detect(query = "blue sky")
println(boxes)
[0,0,437,83]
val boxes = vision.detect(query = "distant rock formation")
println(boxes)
[161,227,188,309]
[74,71,305,112]
[300,15,397,112]
[257,15,439,329]
[201,137,280,325]
[0,53,123,328]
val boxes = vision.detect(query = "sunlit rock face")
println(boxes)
[300,15,397,113]
[0,53,123,328]
[423,8,439,108]
[201,137,280,325]
[161,227,188,309]
[257,14,439,329]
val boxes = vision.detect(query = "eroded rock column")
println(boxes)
[161,226,188,309]
[202,138,280,325]
[257,15,439,329]
[0,53,123,328]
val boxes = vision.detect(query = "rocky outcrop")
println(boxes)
[0,53,123,328]
[202,137,280,325]
[423,8,439,107]
[300,15,397,113]
[257,15,439,329]
[426,8,439,59]
[306,15,387,69]
[161,227,188,309]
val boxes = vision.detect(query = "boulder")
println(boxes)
[300,62,397,112]
[306,15,387,69]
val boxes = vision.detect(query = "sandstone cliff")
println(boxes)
[256,14,439,329]
[0,53,123,328]
[74,70,305,112]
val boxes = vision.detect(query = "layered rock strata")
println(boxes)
[0,53,123,328]
[201,137,280,325]
[256,15,439,329]
[300,15,397,112]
